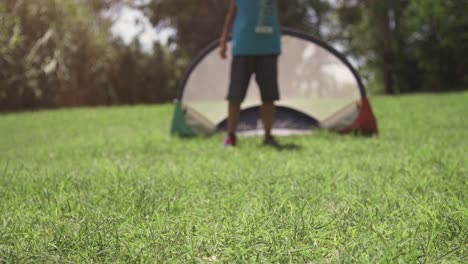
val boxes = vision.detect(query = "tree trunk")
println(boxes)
[382,7,395,94]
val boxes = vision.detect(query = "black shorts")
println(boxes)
[227,55,280,102]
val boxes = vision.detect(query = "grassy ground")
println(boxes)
[0,93,467,263]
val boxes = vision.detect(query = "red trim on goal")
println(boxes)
[340,97,378,135]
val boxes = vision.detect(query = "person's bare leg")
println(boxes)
[261,101,275,137]
[228,101,241,136]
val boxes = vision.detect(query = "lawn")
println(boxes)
[0,93,467,263]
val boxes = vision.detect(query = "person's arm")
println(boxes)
[220,0,237,59]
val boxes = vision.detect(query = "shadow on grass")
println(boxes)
[173,134,304,152]
[265,143,303,152]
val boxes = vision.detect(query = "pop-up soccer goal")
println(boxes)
[171,28,378,137]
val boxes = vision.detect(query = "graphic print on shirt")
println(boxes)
[255,0,276,34]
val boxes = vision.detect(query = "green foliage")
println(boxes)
[0,0,182,111]
[404,0,468,91]
[145,0,230,58]
[338,0,468,94]
[0,0,117,110]
[279,0,332,38]
[110,40,180,104]
[339,0,413,94]
[0,4,21,98]
[0,93,467,262]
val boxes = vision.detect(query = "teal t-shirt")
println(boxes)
[232,0,281,56]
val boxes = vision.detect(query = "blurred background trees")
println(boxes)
[0,0,178,111]
[1,0,115,110]
[336,0,468,94]
[1,0,467,111]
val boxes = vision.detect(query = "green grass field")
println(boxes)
[0,93,467,263]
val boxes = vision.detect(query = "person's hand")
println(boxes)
[220,42,228,59]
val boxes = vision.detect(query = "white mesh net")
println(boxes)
[181,33,362,133]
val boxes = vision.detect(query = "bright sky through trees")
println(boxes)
[109,4,174,52]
